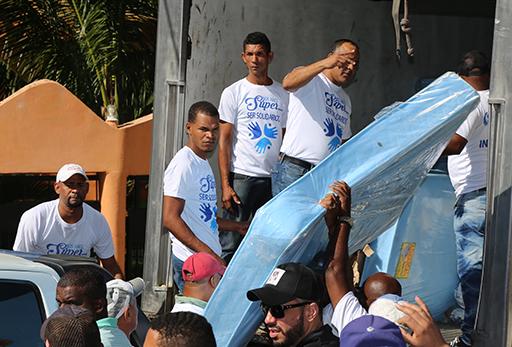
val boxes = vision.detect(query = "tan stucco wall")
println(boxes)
[0,79,153,272]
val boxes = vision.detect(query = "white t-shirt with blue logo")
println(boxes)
[280,73,352,165]
[448,90,490,197]
[163,146,221,261]
[13,199,114,258]
[219,78,288,177]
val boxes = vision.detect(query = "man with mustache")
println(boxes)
[272,39,359,195]
[13,163,123,279]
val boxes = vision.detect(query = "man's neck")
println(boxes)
[58,203,83,224]
[185,144,208,160]
[246,73,273,86]
[183,285,211,302]
[462,75,490,91]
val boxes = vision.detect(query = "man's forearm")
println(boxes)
[165,217,216,255]
[282,59,330,92]
[326,222,351,305]
[218,124,233,189]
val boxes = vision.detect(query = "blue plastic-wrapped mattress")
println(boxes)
[204,72,480,346]
[362,172,458,320]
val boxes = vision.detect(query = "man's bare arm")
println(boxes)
[321,181,352,307]
[218,121,240,214]
[100,256,123,279]
[217,217,250,236]
[282,52,355,92]
[162,196,224,263]
[443,133,468,156]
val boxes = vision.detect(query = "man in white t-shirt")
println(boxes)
[163,101,248,292]
[272,39,359,195]
[218,32,288,262]
[13,163,123,279]
[443,50,490,347]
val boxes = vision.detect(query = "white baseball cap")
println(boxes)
[56,163,88,182]
[368,294,406,324]
[106,278,145,319]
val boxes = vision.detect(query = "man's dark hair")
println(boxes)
[243,32,271,53]
[331,39,359,53]
[188,101,220,123]
[457,50,490,77]
[57,268,106,300]
[45,310,102,347]
[150,312,216,347]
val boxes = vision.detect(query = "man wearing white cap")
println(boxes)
[100,277,145,347]
[13,163,123,279]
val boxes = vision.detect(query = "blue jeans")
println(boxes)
[172,254,185,293]
[453,188,486,345]
[271,157,312,196]
[219,173,272,263]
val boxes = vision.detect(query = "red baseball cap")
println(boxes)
[182,253,226,282]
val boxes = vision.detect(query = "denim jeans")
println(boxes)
[219,173,272,263]
[453,188,486,345]
[271,157,312,196]
[172,254,185,293]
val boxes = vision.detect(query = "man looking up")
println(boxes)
[163,101,248,292]
[443,50,491,347]
[218,32,288,262]
[14,163,123,279]
[273,40,359,195]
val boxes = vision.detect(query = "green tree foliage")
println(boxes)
[0,0,157,122]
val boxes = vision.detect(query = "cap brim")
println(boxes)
[247,286,295,306]
[128,277,145,297]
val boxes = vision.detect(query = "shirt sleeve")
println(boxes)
[331,291,368,335]
[93,214,115,259]
[163,158,190,199]
[13,210,38,252]
[455,106,481,140]
[219,86,237,124]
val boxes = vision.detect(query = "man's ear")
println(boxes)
[54,182,60,195]
[305,303,320,322]
[268,51,274,64]
[84,181,90,195]
[185,122,191,135]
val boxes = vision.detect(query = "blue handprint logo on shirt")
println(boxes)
[199,203,218,232]
[248,121,278,154]
[323,118,343,152]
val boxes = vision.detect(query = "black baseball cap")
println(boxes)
[247,263,325,306]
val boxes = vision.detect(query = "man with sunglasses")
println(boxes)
[247,262,338,346]
[13,163,123,279]
[171,252,226,316]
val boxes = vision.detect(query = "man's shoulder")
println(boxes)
[22,200,58,219]
[300,325,339,347]
[222,78,247,94]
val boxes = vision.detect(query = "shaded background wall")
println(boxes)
[186,0,494,134]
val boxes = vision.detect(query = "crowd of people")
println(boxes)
[12,31,490,347]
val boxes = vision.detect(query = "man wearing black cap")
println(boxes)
[247,262,338,346]
[443,50,491,347]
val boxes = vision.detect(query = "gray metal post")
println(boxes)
[141,0,191,315]
[473,0,512,345]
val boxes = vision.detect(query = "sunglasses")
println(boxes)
[260,301,312,318]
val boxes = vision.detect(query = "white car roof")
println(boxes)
[0,253,59,278]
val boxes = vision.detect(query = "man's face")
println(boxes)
[143,328,161,347]
[186,113,219,157]
[54,174,88,208]
[242,44,273,77]
[56,285,98,314]
[264,299,308,347]
[333,42,359,87]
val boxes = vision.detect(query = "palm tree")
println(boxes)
[0,0,157,123]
